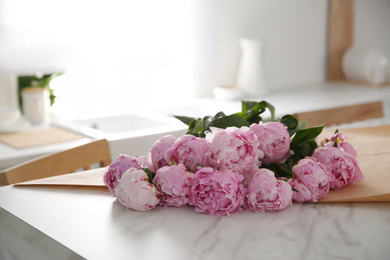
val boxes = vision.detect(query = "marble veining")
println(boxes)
[105,200,390,260]
[1,185,390,260]
[0,207,85,260]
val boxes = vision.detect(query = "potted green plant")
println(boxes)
[18,73,62,110]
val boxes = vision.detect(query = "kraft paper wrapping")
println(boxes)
[318,125,390,202]
[15,168,107,187]
[15,125,390,203]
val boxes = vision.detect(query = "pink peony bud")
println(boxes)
[250,122,292,164]
[323,132,357,157]
[288,157,332,202]
[313,146,364,190]
[114,168,159,211]
[190,167,245,216]
[245,168,292,212]
[205,126,262,178]
[153,164,193,207]
[164,135,210,173]
[148,135,177,172]
[103,154,142,197]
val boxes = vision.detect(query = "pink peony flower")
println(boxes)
[103,154,142,197]
[114,168,159,211]
[190,167,245,216]
[205,126,262,177]
[286,180,312,202]
[153,164,193,207]
[288,157,332,202]
[164,135,210,173]
[148,135,177,172]
[135,155,153,172]
[241,165,262,187]
[250,122,292,164]
[313,146,364,190]
[323,132,357,157]
[245,168,292,212]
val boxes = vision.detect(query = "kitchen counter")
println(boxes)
[192,82,390,118]
[1,184,390,260]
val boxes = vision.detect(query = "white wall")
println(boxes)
[0,0,195,116]
[192,0,328,97]
[354,0,390,58]
[0,0,389,117]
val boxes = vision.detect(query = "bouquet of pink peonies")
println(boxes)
[103,101,364,216]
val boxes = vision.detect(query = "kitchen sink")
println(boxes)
[55,112,187,157]
[56,112,187,140]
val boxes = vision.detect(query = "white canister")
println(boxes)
[22,87,51,125]
[342,48,389,86]
[236,38,268,97]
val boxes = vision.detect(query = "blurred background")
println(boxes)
[0,0,390,168]
[0,0,389,119]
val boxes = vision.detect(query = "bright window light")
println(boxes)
[1,0,195,119]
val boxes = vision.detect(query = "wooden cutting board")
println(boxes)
[0,126,85,149]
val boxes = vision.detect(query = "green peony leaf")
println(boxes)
[280,114,299,137]
[187,119,199,133]
[202,115,213,128]
[241,100,259,113]
[290,123,326,149]
[293,140,318,158]
[203,112,226,129]
[208,114,250,129]
[143,168,156,184]
[173,115,197,126]
[264,163,294,179]
[236,100,275,124]
[192,119,206,135]
[280,114,299,130]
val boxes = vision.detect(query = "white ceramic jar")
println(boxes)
[342,48,389,86]
[236,38,268,97]
[22,87,50,125]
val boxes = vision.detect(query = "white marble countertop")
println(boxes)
[1,184,390,260]
[1,82,390,259]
